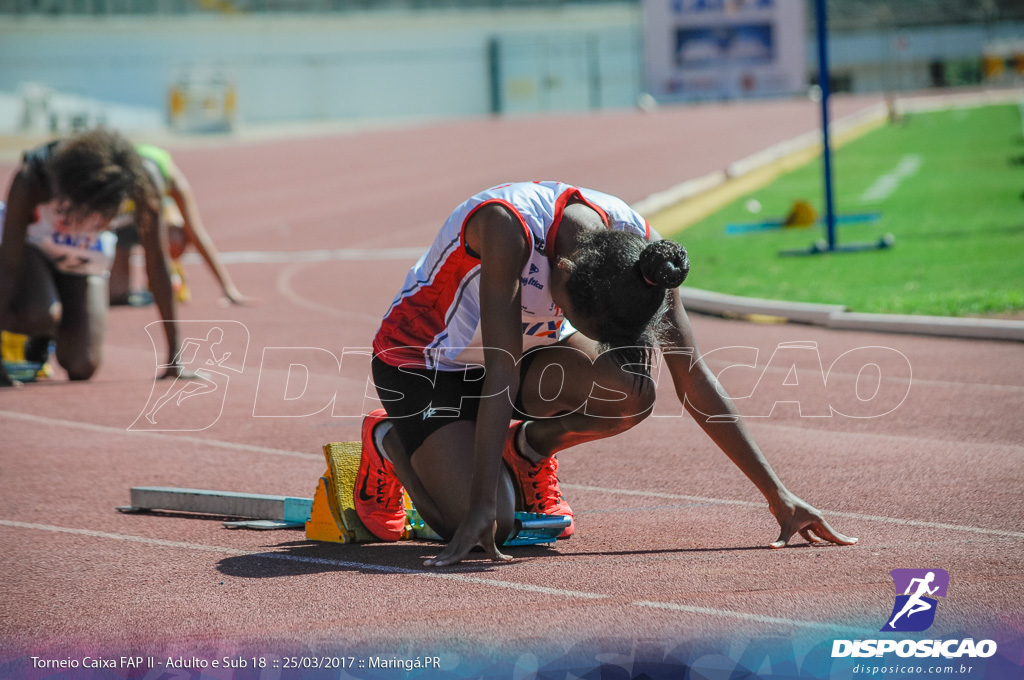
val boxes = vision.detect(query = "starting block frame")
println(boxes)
[118,442,569,546]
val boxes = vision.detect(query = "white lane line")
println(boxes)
[0,519,603,599]
[1,519,882,631]
[634,601,876,635]
[702,358,1024,393]
[860,154,923,202]
[4,410,1021,540]
[0,410,322,461]
[562,484,1024,540]
[182,246,425,265]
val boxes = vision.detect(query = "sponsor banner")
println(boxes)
[643,0,807,101]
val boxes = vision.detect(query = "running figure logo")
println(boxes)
[131,320,249,432]
[881,568,949,632]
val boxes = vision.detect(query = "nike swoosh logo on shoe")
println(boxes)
[357,466,374,503]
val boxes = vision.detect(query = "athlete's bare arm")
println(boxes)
[167,163,253,305]
[425,204,530,568]
[0,170,45,387]
[137,198,183,379]
[660,288,857,548]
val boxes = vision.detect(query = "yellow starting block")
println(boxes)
[1,331,53,382]
[305,442,568,546]
[305,441,413,543]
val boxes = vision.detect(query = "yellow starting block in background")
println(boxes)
[1,331,54,382]
[305,442,413,544]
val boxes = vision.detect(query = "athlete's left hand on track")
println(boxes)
[769,495,857,548]
[424,515,512,568]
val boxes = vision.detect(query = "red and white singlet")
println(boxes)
[372,181,650,371]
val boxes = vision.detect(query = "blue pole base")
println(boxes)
[779,234,894,257]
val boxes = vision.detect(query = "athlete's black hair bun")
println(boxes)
[637,240,689,289]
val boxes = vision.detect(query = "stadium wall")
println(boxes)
[0,6,643,126]
[2,7,1020,128]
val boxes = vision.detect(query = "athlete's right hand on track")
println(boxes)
[424,514,512,568]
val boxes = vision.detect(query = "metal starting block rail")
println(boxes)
[117,487,312,530]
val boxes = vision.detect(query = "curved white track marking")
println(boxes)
[275,261,379,324]
[3,409,1021,539]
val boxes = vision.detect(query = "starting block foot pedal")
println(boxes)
[2,331,53,383]
[506,512,571,546]
[305,442,397,543]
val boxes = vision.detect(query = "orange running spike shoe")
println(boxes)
[501,421,575,538]
[354,408,406,541]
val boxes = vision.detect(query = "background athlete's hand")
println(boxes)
[424,514,512,568]
[0,370,20,388]
[161,365,199,380]
[769,494,857,548]
[220,287,259,306]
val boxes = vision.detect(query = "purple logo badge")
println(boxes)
[882,568,949,632]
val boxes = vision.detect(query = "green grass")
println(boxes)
[673,104,1024,317]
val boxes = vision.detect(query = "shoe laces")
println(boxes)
[525,457,562,512]
[373,463,401,510]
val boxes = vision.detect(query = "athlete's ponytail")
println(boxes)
[637,240,689,289]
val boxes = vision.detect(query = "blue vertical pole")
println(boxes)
[815,0,837,251]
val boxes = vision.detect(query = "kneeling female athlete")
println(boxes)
[0,129,183,386]
[356,181,856,567]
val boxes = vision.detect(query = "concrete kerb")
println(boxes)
[826,312,1024,342]
[638,89,1024,343]
[678,288,1024,342]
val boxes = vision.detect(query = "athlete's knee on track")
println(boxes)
[12,301,62,334]
[59,349,100,381]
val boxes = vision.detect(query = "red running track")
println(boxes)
[0,95,1022,672]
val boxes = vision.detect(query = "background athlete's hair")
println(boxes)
[47,128,159,224]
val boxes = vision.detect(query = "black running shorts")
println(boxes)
[371,351,541,455]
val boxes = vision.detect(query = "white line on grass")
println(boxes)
[859,154,922,202]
